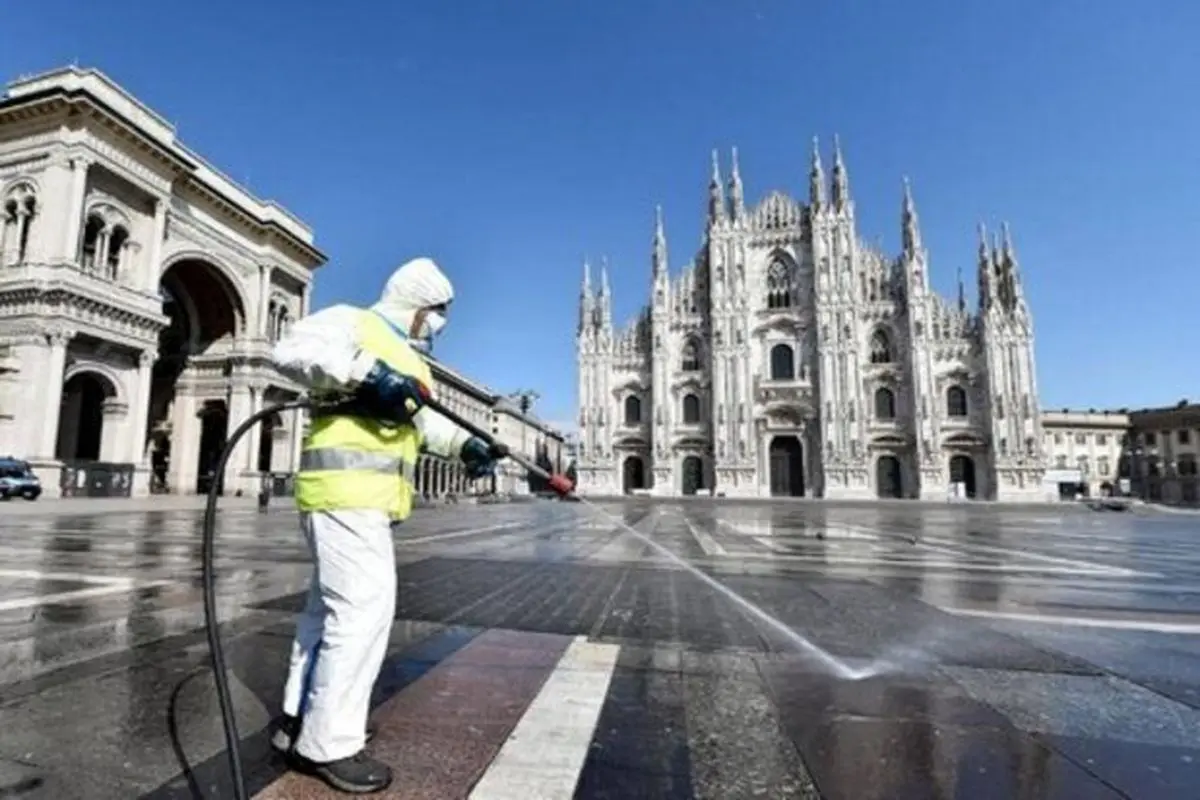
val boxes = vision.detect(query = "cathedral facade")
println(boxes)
[575,141,1048,501]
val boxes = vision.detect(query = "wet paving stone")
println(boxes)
[0,500,1196,797]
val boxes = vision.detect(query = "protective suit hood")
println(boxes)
[370,257,454,346]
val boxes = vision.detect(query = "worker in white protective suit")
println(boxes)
[267,257,507,794]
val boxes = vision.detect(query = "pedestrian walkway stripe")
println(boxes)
[468,637,620,799]
[943,606,1200,634]
[395,521,521,545]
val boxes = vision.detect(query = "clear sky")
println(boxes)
[3,0,1196,430]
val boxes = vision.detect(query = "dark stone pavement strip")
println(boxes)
[255,629,571,799]
[0,619,471,800]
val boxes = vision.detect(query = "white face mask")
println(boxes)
[410,309,446,353]
[421,311,447,338]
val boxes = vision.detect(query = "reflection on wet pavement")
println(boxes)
[0,499,1196,797]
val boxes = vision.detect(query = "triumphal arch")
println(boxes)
[0,67,325,497]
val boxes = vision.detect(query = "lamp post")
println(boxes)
[506,390,539,492]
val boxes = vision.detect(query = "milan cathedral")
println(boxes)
[575,139,1047,500]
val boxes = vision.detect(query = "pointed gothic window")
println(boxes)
[766,259,792,309]
[946,385,968,417]
[869,330,893,364]
[680,338,701,372]
[874,387,896,419]
[623,395,642,426]
[769,344,794,381]
[682,393,701,424]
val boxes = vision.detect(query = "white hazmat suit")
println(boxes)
[271,258,472,768]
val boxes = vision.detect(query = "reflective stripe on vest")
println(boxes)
[299,447,417,482]
[294,309,432,519]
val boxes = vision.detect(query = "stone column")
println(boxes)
[168,390,201,494]
[289,407,306,472]
[61,157,90,262]
[226,384,256,493]
[300,283,312,317]
[38,331,71,458]
[257,265,272,338]
[145,199,167,291]
[100,399,130,462]
[130,350,156,497]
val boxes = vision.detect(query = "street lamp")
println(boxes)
[505,390,539,491]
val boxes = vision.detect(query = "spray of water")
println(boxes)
[569,498,908,681]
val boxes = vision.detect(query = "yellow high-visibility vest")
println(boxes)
[294,310,430,519]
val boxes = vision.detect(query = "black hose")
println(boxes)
[203,399,312,800]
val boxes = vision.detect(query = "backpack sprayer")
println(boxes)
[201,387,574,800]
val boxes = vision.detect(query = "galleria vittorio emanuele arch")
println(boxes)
[0,66,564,499]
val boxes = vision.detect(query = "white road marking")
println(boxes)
[918,535,1150,577]
[714,551,1135,576]
[469,637,620,799]
[0,568,138,586]
[942,606,1200,635]
[394,522,521,545]
[0,582,172,612]
[589,530,648,562]
[681,517,727,556]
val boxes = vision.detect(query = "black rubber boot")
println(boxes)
[290,750,393,794]
[270,715,378,754]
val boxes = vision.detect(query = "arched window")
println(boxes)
[623,395,642,426]
[869,329,892,364]
[1,185,37,266]
[680,338,701,372]
[80,214,105,270]
[682,393,701,424]
[946,385,968,417]
[106,225,129,280]
[769,343,795,381]
[766,259,792,309]
[874,387,896,419]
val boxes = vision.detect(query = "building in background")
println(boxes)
[0,66,561,499]
[1040,409,1128,499]
[576,142,1046,500]
[424,358,564,500]
[0,67,322,498]
[1123,402,1199,507]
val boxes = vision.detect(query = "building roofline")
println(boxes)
[0,66,327,268]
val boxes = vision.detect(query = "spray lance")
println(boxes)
[201,387,576,800]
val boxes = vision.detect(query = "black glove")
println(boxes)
[354,361,428,425]
[461,437,509,479]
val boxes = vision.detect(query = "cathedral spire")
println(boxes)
[976,222,992,311]
[957,266,966,313]
[728,146,745,221]
[901,176,922,258]
[578,257,594,335]
[1000,221,1025,313]
[831,135,851,212]
[708,150,727,225]
[598,257,612,329]
[652,204,668,278]
[809,136,825,210]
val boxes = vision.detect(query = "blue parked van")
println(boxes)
[0,458,42,501]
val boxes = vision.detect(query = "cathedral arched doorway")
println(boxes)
[56,372,117,461]
[876,455,903,499]
[622,456,646,494]
[149,257,246,493]
[768,436,805,497]
[681,455,704,495]
[949,454,977,499]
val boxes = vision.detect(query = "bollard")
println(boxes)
[257,474,270,512]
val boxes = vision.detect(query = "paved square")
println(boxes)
[0,498,1196,798]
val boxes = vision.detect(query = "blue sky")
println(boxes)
[3,0,1196,429]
